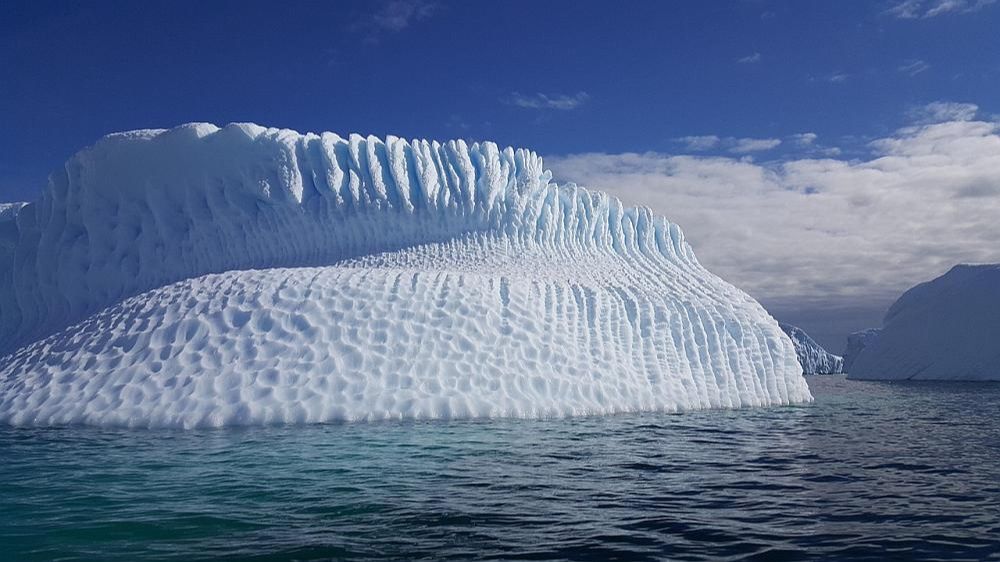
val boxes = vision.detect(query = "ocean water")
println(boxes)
[2,375,998,561]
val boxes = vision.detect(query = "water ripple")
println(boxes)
[1,376,999,561]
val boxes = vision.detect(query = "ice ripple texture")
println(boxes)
[0,123,810,427]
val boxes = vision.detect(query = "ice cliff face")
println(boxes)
[842,329,881,373]
[0,123,811,427]
[779,323,843,375]
[849,265,1000,380]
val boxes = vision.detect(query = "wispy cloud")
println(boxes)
[737,52,762,64]
[547,102,1000,340]
[353,0,437,43]
[730,137,782,153]
[673,135,782,153]
[907,100,979,123]
[676,135,721,151]
[506,92,590,111]
[885,0,996,18]
[810,72,850,84]
[898,59,931,76]
[791,132,818,146]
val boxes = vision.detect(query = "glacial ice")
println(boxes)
[0,123,811,427]
[849,265,1000,380]
[779,323,843,375]
[842,328,881,373]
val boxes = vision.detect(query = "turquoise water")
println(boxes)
[2,375,999,561]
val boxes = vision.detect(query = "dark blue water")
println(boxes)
[2,376,999,561]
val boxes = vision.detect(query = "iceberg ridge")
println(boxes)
[779,323,843,375]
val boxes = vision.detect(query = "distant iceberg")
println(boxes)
[0,124,810,427]
[842,328,881,373]
[779,323,843,375]
[849,265,1000,381]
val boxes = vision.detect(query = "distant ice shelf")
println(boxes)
[0,123,811,427]
[779,323,843,375]
[848,264,1000,381]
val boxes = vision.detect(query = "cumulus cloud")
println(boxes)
[738,52,762,64]
[885,0,996,18]
[506,92,590,111]
[546,102,1000,346]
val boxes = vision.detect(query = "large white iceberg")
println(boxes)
[849,264,1000,380]
[779,323,843,375]
[0,123,810,427]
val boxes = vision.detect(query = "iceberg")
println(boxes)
[849,265,1000,380]
[842,328,881,373]
[779,323,843,375]
[0,123,811,427]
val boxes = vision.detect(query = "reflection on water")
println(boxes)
[2,376,998,561]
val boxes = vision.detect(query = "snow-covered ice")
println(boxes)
[0,123,811,427]
[779,323,843,375]
[849,264,1000,380]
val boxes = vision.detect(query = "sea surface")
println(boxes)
[2,375,999,561]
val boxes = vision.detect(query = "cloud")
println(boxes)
[791,132,818,146]
[353,0,437,42]
[738,52,762,64]
[908,101,978,123]
[810,72,849,84]
[546,104,1000,345]
[885,0,996,18]
[506,92,590,111]
[674,136,782,153]
[729,137,782,153]
[898,59,931,76]
[675,135,721,151]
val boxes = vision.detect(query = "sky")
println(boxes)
[2,0,999,350]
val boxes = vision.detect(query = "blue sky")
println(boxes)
[3,0,1000,349]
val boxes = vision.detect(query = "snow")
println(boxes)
[0,123,811,427]
[779,323,843,375]
[849,264,1000,380]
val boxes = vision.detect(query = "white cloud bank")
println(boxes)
[547,103,1000,342]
